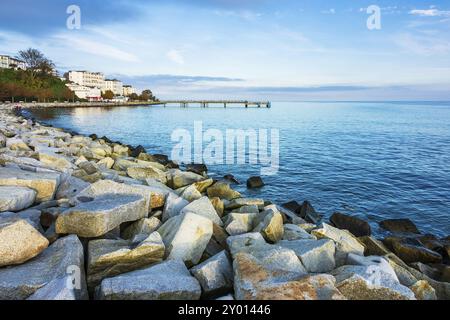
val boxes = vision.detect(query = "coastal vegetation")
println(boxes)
[0,49,73,103]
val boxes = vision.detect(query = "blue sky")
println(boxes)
[1,0,449,100]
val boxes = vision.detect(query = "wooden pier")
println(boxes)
[157,100,271,108]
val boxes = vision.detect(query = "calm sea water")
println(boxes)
[27,102,450,237]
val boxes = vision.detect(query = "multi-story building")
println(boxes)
[103,79,123,96]
[122,85,136,96]
[0,55,27,70]
[67,71,105,88]
[65,83,102,101]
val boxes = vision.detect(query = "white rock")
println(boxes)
[0,186,36,212]
[279,239,336,273]
[180,196,223,226]
[312,223,365,266]
[158,212,213,266]
[96,259,201,300]
[190,251,233,298]
[162,192,188,222]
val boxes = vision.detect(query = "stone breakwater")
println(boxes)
[0,109,449,300]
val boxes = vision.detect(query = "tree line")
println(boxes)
[0,48,157,103]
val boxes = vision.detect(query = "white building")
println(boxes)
[67,71,105,88]
[0,55,26,70]
[65,83,102,101]
[103,79,123,96]
[122,85,136,96]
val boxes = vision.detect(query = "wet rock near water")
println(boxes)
[0,110,448,301]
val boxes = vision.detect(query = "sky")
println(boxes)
[0,0,449,100]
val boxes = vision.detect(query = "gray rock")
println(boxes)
[179,184,202,202]
[283,224,317,240]
[96,259,201,300]
[0,167,61,202]
[162,192,188,222]
[0,235,87,300]
[167,169,205,189]
[190,251,233,298]
[121,217,161,240]
[206,181,241,200]
[26,276,78,300]
[1,208,43,232]
[55,174,90,200]
[75,179,165,212]
[225,212,257,236]
[226,232,266,257]
[233,251,343,300]
[56,194,147,238]
[252,207,284,243]
[346,253,398,281]
[231,205,260,214]
[226,198,265,210]
[180,196,223,226]
[87,232,165,291]
[0,186,36,212]
[312,223,365,266]
[279,239,336,273]
[158,212,213,266]
[332,265,416,300]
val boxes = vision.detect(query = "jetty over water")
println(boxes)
[157,100,271,108]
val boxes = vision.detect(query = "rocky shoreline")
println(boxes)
[0,107,449,300]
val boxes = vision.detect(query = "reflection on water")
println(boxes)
[28,102,450,237]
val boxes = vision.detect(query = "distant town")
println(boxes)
[0,49,156,103]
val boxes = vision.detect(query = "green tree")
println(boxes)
[139,89,154,101]
[129,93,139,101]
[102,90,114,100]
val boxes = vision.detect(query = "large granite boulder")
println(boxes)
[225,213,257,236]
[167,169,205,189]
[226,232,267,257]
[226,198,265,210]
[330,212,371,237]
[283,224,316,240]
[180,196,223,226]
[56,194,147,238]
[312,223,365,266]
[252,207,284,243]
[162,192,188,222]
[87,232,165,290]
[96,259,201,300]
[0,167,60,202]
[0,235,87,300]
[206,181,241,200]
[126,166,166,183]
[75,179,165,212]
[190,251,233,298]
[279,239,336,273]
[55,175,90,200]
[233,251,344,300]
[157,212,213,266]
[0,186,36,212]
[392,241,442,264]
[121,217,161,240]
[0,217,49,267]
[333,264,416,300]
[26,276,79,300]
[379,219,420,234]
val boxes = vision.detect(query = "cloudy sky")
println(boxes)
[1,0,449,100]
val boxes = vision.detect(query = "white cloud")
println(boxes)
[321,9,336,14]
[213,10,262,21]
[166,49,185,65]
[394,32,450,55]
[54,34,140,62]
[409,9,450,17]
